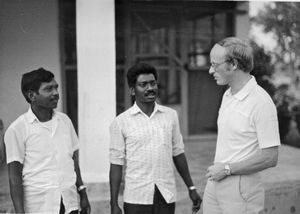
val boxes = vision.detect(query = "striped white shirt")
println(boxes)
[109,103,184,204]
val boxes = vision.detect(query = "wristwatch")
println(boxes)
[224,164,231,176]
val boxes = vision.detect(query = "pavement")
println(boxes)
[1,134,300,214]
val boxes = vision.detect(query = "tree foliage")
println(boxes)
[253,2,300,144]
[253,2,300,82]
[251,40,276,97]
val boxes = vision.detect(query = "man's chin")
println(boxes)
[216,80,226,86]
[143,97,156,103]
[144,95,156,101]
[50,103,58,109]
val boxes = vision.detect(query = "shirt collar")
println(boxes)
[25,107,57,123]
[225,76,257,101]
[129,102,164,116]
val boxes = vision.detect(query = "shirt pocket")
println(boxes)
[157,124,172,148]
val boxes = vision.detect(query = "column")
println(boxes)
[76,0,116,183]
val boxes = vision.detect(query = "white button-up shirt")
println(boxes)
[109,103,184,204]
[5,108,79,213]
[214,76,281,163]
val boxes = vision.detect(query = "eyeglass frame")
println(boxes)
[210,60,229,70]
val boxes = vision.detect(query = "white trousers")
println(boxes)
[203,173,264,214]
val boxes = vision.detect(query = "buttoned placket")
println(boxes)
[150,117,157,190]
[40,117,63,191]
[140,110,159,194]
[52,118,64,187]
[149,112,160,192]
[220,93,237,122]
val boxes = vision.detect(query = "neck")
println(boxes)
[229,71,252,95]
[31,105,53,122]
[136,101,155,117]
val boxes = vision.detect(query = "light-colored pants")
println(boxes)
[203,173,264,214]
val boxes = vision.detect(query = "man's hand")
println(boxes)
[79,191,91,214]
[111,204,122,214]
[205,163,227,182]
[189,189,202,213]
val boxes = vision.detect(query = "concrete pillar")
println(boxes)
[76,0,116,183]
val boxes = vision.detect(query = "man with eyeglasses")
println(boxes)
[203,37,280,214]
[109,63,201,214]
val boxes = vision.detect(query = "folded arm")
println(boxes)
[206,146,279,181]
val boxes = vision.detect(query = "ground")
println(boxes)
[1,134,300,214]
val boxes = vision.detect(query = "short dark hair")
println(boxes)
[21,68,54,103]
[126,63,158,88]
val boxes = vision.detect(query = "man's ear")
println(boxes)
[130,87,135,96]
[231,58,238,71]
[27,90,36,102]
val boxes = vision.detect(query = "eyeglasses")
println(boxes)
[210,60,228,70]
[136,80,158,88]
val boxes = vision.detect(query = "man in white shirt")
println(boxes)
[109,63,202,214]
[4,68,90,213]
[204,37,280,214]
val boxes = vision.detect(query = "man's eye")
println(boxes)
[44,87,53,92]
[150,81,157,86]
[139,83,147,87]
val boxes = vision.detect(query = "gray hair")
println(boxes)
[217,37,254,73]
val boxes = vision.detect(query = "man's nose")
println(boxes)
[52,88,59,95]
[147,84,155,90]
[209,66,215,75]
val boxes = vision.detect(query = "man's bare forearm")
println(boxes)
[109,164,123,206]
[230,146,279,175]
[173,153,194,188]
[8,161,25,213]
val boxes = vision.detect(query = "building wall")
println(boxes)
[0,0,63,129]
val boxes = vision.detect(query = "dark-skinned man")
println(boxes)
[109,63,201,214]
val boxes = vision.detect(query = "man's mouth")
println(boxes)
[51,97,59,103]
[145,92,156,98]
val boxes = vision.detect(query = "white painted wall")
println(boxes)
[0,0,62,129]
[77,0,116,183]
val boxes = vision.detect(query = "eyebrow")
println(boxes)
[137,80,156,83]
[43,83,59,88]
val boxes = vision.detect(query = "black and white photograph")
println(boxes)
[0,0,299,213]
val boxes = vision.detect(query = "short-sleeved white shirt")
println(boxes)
[4,108,79,213]
[109,103,184,204]
[214,76,280,163]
